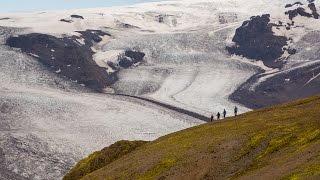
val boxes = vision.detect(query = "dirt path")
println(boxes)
[112,93,210,122]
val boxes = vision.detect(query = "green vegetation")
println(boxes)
[63,140,148,180]
[138,156,177,180]
[283,162,320,180]
[65,95,320,180]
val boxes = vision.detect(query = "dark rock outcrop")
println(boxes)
[5,29,145,92]
[285,7,312,20]
[227,14,288,68]
[117,22,140,29]
[60,15,85,23]
[0,17,10,21]
[60,19,73,23]
[71,15,84,19]
[230,63,320,109]
[118,50,145,68]
[75,30,111,45]
[308,3,319,19]
[156,15,165,23]
[285,1,319,20]
[285,2,304,8]
[6,31,116,91]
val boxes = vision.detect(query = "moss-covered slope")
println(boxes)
[64,140,148,180]
[66,95,320,180]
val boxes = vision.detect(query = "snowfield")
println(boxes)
[0,0,320,179]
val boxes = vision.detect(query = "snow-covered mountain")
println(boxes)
[0,0,319,179]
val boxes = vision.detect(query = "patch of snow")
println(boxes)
[304,72,320,86]
[230,55,273,71]
[76,37,85,45]
[93,49,123,67]
[93,49,124,74]
[55,69,61,73]
[29,53,39,58]
[280,49,291,60]
[253,60,320,90]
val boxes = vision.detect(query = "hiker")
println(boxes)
[210,114,214,122]
[217,112,221,120]
[223,109,227,119]
[234,106,238,116]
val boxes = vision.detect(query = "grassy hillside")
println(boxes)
[64,140,148,180]
[66,95,320,180]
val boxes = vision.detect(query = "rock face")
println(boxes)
[60,15,84,23]
[0,17,10,21]
[60,19,73,23]
[285,1,319,20]
[75,30,110,46]
[227,1,319,68]
[230,62,320,109]
[308,3,319,18]
[115,20,140,29]
[71,15,84,19]
[227,1,320,108]
[6,31,116,91]
[227,14,288,68]
[286,7,313,20]
[118,50,145,68]
[5,29,146,92]
[285,2,304,8]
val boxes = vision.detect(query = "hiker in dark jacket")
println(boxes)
[223,109,227,118]
[210,114,214,122]
[234,106,238,116]
[217,112,221,120]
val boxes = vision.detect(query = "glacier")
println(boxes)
[0,0,319,179]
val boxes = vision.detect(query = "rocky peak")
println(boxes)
[227,14,289,68]
[285,0,319,20]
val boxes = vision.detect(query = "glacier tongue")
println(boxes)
[105,28,259,115]
[1,0,320,179]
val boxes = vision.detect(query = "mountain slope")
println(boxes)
[1,0,320,179]
[1,0,319,114]
[67,95,320,179]
[63,140,148,180]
